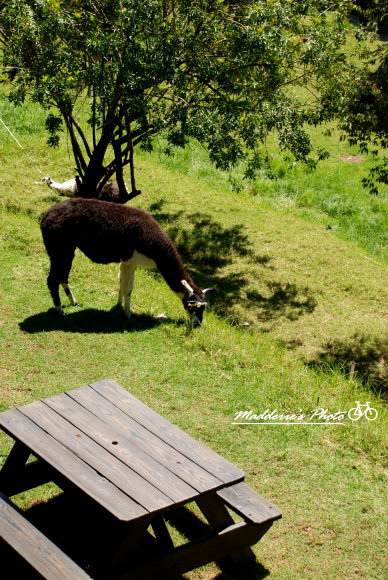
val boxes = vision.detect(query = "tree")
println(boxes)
[341,0,388,194]
[0,0,366,198]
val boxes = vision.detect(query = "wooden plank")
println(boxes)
[90,379,244,484]
[217,483,282,524]
[19,401,173,513]
[113,520,272,580]
[0,493,90,580]
[0,409,146,522]
[66,385,224,494]
[43,393,198,504]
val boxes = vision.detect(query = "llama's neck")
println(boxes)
[153,246,196,297]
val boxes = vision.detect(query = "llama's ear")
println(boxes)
[203,287,217,295]
[181,280,194,295]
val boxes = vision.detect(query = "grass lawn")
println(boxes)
[0,94,387,579]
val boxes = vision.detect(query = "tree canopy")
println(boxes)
[0,0,385,197]
[340,1,388,193]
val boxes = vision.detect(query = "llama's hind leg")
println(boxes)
[47,266,65,315]
[47,251,76,315]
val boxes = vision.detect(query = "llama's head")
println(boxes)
[35,177,53,186]
[180,280,215,327]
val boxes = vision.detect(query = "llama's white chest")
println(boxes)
[122,250,157,270]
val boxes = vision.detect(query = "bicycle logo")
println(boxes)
[348,401,378,421]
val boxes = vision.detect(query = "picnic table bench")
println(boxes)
[0,379,281,578]
[0,490,91,579]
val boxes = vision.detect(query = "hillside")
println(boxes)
[0,99,387,578]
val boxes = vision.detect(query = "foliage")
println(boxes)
[0,0,358,196]
[340,0,388,194]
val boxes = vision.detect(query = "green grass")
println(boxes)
[0,95,387,579]
[147,126,388,262]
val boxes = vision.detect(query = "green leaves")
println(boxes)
[1,0,376,193]
[45,113,63,148]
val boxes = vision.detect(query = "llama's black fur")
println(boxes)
[40,198,209,324]
[76,178,133,204]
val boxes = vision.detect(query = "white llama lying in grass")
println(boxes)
[36,176,131,203]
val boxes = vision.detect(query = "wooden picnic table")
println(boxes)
[0,379,281,579]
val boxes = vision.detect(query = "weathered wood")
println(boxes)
[66,385,225,494]
[114,520,271,580]
[217,482,282,524]
[0,380,281,578]
[20,400,172,513]
[0,492,90,580]
[110,515,153,568]
[44,392,198,503]
[0,409,146,521]
[196,493,236,530]
[90,379,244,484]
[196,492,255,561]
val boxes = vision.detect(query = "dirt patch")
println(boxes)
[339,155,363,163]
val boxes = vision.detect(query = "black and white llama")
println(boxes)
[40,198,214,326]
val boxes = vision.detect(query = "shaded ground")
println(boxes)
[308,333,387,395]
[1,491,268,580]
[147,201,387,391]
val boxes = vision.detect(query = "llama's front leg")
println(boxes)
[119,261,136,319]
[61,283,80,307]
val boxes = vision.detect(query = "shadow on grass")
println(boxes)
[25,201,319,332]
[19,305,180,334]
[249,282,318,322]
[307,333,387,395]
[1,492,269,579]
[149,200,316,326]
[0,492,114,579]
[165,505,270,579]
[149,200,261,273]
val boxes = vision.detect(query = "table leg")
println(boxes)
[151,514,175,552]
[0,441,55,496]
[110,514,153,569]
[1,440,31,472]
[196,492,255,562]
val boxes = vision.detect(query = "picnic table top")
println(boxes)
[0,379,244,522]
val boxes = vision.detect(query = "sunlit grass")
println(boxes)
[0,93,387,579]
[143,124,387,262]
